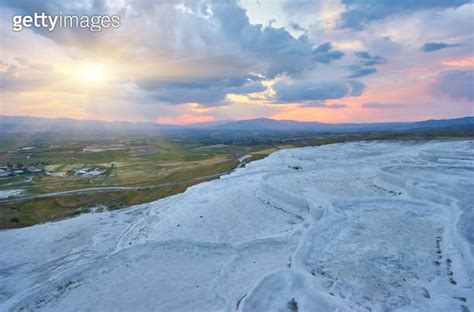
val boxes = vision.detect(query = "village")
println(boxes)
[0,163,109,178]
[0,163,45,177]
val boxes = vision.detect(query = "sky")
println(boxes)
[0,0,473,125]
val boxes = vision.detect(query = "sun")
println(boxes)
[80,64,108,84]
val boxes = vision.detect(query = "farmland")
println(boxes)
[0,134,285,228]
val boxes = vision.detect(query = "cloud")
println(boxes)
[282,1,319,14]
[290,22,305,32]
[347,66,377,78]
[1,0,338,107]
[347,80,365,96]
[137,75,266,106]
[3,0,471,123]
[326,103,347,109]
[273,79,365,103]
[1,0,351,107]
[430,70,474,101]
[4,0,344,79]
[0,60,55,91]
[347,51,386,78]
[189,1,343,79]
[313,42,345,64]
[338,0,471,30]
[354,51,387,66]
[421,42,462,52]
[362,102,405,109]
[303,102,348,109]
[125,1,345,106]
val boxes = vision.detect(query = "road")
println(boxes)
[0,157,249,204]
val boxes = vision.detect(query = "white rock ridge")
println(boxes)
[0,140,473,311]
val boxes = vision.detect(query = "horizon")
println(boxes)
[1,113,474,127]
[1,1,473,125]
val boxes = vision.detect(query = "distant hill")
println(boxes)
[186,119,235,128]
[205,118,327,131]
[1,115,473,135]
[204,116,474,133]
[0,115,181,134]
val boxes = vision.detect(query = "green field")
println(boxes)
[0,134,280,228]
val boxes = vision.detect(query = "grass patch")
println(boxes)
[0,179,205,229]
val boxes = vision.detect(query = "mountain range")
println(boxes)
[1,115,473,134]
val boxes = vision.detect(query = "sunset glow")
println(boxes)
[0,1,473,124]
[80,65,107,84]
